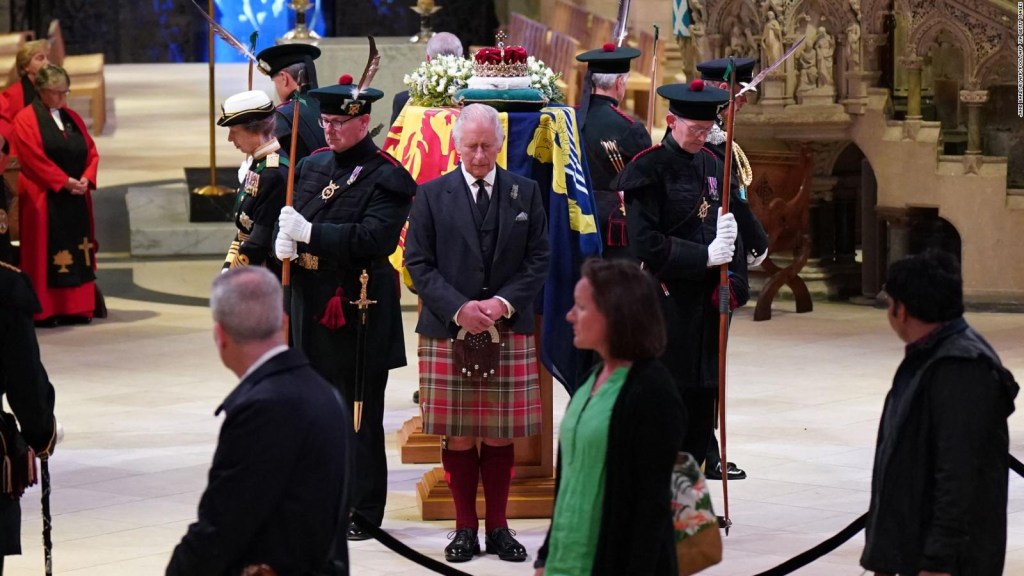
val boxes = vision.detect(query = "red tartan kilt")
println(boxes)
[419,324,542,439]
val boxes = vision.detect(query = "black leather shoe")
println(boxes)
[485,528,527,562]
[444,528,480,563]
[347,524,372,541]
[705,461,747,480]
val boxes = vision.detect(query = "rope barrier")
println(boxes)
[347,454,1024,576]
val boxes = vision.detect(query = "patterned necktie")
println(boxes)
[475,179,490,218]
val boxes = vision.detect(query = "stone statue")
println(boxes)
[814,27,835,88]
[850,0,862,22]
[796,46,818,92]
[689,0,707,26]
[761,0,786,21]
[845,21,862,71]
[729,21,752,57]
[692,22,712,63]
[761,11,784,67]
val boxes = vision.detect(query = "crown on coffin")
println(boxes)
[472,34,529,78]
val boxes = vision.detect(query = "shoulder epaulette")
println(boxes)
[309,146,331,156]
[633,143,662,161]
[0,261,20,273]
[610,105,636,124]
[377,150,401,167]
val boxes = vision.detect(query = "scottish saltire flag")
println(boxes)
[384,105,600,392]
[673,0,692,38]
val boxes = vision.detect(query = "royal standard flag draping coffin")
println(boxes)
[383,105,601,393]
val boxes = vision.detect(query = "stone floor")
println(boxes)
[4,64,1024,575]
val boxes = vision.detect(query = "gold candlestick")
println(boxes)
[410,1,443,44]
[281,0,321,43]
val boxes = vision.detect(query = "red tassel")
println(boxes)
[318,288,347,329]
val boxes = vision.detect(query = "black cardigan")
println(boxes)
[537,358,687,575]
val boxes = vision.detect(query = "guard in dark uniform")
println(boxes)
[612,81,746,471]
[576,43,652,260]
[275,74,416,540]
[256,43,327,162]
[217,90,289,276]
[1,261,58,572]
[696,57,769,481]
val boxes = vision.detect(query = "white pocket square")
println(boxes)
[514,212,529,222]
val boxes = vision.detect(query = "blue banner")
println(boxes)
[210,0,326,62]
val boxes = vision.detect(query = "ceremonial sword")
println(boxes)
[350,269,377,432]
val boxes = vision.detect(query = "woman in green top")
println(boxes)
[535,259,687,575]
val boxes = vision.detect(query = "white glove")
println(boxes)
[747,249,768,267]
[707,209,737,267]
[275,230,298,261]
[278,206,312,244]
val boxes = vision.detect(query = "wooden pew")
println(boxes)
[47,20,106,135]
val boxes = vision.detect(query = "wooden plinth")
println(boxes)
[416,466,556,520]
[397,416,442,464]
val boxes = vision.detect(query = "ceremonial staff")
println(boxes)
[347,38,381,432]
[716,37,805,535]
[41,458,52,576]
[281,70,305,337]
[645,24,659,132]
[716,55,738,535]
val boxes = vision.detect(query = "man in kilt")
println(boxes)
[405,104,550,564]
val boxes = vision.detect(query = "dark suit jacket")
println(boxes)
[390,90,410,126]
[167,348,350,576]
[406,166,550,338]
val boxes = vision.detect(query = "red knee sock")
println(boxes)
[442,447,480,531]
[479,443,514,533]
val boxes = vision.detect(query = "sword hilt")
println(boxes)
[351,269,378,312]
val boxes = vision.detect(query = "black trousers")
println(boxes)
[336,369,389,526]
[680,387,717,468]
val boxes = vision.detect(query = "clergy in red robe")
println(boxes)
[12,65,99,325]
[1,39,49,148]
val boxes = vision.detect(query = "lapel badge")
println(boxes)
[347,165,363,186]
[239,211,253,231]
[321,180,340,200]
[510,184,518,200]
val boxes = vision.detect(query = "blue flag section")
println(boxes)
[508,106,602,393]
[210,0,326,62]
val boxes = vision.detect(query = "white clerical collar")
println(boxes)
[49,108,65,131]
[460,164,496,191]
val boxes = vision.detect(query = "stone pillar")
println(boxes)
[901,55,923,119]
[959,89,989,155]
[877,207,911,270]
[859,159,884,298]
[809,176,839,265]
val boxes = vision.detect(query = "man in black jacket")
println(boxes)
[275,75,415,541]
[256,43,327,163]
[167,267,350,576]
[861,249,1018,576]
[0,261,57,573]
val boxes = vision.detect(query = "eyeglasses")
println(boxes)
[318,116,359,131]
[673,118,713,137]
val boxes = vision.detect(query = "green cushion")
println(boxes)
[452,88,549,112]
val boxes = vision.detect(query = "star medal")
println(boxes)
[347,165,363,186]
[321,180,340,200]
[698,198,710,220]
[239,211,253,231]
